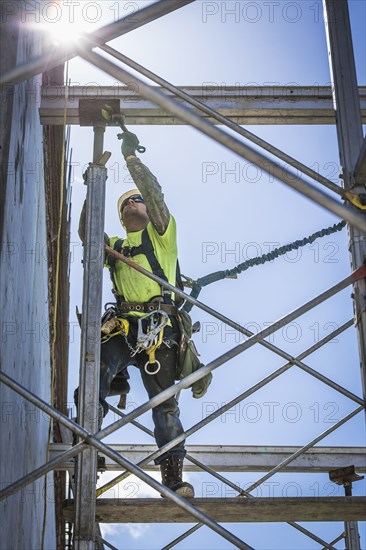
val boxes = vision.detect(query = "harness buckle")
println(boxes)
[136,310,169,356]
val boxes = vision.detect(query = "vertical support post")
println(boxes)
[323,0,366,399]
[344,483,361,550]
[93,124,105,163]
[74,123,107,549]
[329,466,364,550]
[324,2,365,548]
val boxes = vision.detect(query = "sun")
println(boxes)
[37,19,92,46]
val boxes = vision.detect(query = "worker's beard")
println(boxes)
[123,209,149,232]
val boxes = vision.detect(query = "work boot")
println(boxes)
[160,456,195,498]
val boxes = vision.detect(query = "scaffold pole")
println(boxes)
[324,0,366,404]
[324,2,366,547]
[73,123,107,550]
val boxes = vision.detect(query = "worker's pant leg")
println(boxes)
[99,335,131,416]
[138,342,186,464]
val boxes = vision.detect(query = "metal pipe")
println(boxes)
[97,538,118,550]
[100,42,343,198]
[285,524,337,550]
[345,522,361,550]
[322,533,346,550]
[341,471,362,550]
[107,243,363,405]
[92,125,105,163]
[77,247,362,504]
[1,252,361,536]
[164,512,337,550]
[182,459,336,548]
[0,374,253,550]
[0,314,355,502]
[0,1,195,85]
[324,0,366,421]
[0,330,354,550]
[105,248,364,403]
[143,321,358,464]
[1,299,354,503]
[99,405,251,496]
[161,408,363,550]
[246,406,364,493]
[105,244,366,340]
[96,362,292,494]
[74,161,107,547]
[162,526,201,550]
[78,47,366,234]
[324,5,366,545]
[97,319,355,496]
[255,319,363,406]
[100,412,338,550]
[97,266,365,440]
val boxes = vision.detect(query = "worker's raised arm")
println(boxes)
[120,131,170,235]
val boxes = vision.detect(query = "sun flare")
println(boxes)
[37,19,91,46]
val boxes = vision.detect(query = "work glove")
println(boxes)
[117,131,145,158]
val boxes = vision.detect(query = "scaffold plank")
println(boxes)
[50,444,366,472]
[62,497,366,523]
[39,86,366,125]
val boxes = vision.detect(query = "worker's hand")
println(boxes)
[117,131,141,158]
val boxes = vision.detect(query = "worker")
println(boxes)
[75,131,207,498]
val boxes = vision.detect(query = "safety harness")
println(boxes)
[102,228,212,396]
[106,227,184,310]
[104,228,183,374]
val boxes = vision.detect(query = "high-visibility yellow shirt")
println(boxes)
[106,216,177,308]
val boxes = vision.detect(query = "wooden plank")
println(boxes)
[50,444,366,473]
[62,497,366,524]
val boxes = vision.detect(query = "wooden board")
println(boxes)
[63,497,366,523]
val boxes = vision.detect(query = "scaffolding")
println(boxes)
[1,1,365,549]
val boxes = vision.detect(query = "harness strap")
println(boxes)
[107,229,174,305]
[141,229,172,304]
[117,300,177,316]
[141,229,168,284]
[107,238,124,299]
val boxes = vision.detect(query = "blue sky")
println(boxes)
[37,0,366,548]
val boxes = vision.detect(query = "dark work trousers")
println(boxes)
[84,315,185,465]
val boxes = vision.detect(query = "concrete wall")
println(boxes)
[0,7,56,550]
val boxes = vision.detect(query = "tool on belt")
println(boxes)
[101,315,130,343]
[134,310,169,375]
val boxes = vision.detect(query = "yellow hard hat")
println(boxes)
[117,189,141,225]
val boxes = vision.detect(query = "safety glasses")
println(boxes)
[121,195,144,211]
